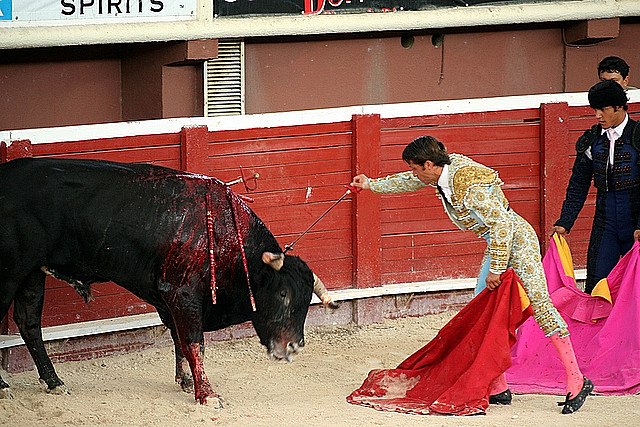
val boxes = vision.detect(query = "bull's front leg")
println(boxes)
[180,341,219,406]
[162,290,222,407]
[172,328,206,394]
[173,328,194,392]
[156,308,197,393]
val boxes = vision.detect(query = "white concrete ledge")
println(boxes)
[0,269,586,350]
[0,279,472,349]
[0,312,164,350]
[0,0,638,49]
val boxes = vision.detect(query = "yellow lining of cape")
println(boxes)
[553,233,612,304]
[517,279,531,312]
[552,233,575,279]
[591,278,612,303]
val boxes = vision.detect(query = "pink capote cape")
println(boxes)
[507,235,640,395]
[347,269,532,415]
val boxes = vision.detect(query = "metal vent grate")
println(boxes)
[204,39,244,117]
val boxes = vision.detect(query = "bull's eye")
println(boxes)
[280,289,287,298]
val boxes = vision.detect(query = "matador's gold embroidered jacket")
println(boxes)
[369,154,512,274]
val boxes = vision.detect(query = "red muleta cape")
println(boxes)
[347,269,532,415]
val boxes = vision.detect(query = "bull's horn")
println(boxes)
[313,273,339,309]
[262,252,284,271]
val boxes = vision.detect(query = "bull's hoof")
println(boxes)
[0,387,13,400]
[199,394,224,408]
[212,397,224,409]
[196,388,224,408]
[177,376,194,393]
[46,384,71,395]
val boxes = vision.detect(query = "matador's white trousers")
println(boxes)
[476,210,569,337]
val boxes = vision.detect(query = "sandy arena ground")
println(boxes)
[2,310,639,427]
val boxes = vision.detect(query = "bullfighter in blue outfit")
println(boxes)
[552,80,640,293]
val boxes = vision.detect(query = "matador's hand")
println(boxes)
[486,272,502,290]
[350,174,371,191]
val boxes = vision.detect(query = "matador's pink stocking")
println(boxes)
[549,333,584,398]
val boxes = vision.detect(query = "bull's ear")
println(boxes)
[262,252,284,271]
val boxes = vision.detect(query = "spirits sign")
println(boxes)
[0,0,196,24]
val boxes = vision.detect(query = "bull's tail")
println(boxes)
[70,281,94,304]
[40,266,95,304]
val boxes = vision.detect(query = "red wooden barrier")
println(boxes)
[540,102,570,253]
[0,139,32,161]
[376,108,543,283]
[351,114,382,290]
[2,101,639,332]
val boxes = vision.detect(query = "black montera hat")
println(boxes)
[588,79,628,109]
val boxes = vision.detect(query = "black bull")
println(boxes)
[0,158,336,405]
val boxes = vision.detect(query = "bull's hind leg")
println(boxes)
[0,380,11,399]
[13,270,69,395]
[0,277,20,399]
[0,338,13,398]
[0,331,13,398]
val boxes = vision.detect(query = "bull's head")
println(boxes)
[252,252,337,362]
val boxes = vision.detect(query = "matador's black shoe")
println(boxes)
[558,377,594,414]
[489,389,512,405]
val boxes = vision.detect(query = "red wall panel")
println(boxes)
[202,124,355,289]
[376,110,543,284]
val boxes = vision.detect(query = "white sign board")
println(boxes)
[0,0,196,25]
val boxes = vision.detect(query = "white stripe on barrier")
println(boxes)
[3,91,639,146]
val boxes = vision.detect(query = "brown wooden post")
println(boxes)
[540,102,570,253]
[351,114,383,324]
[0,139,32,163]
[180,126,210,174]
